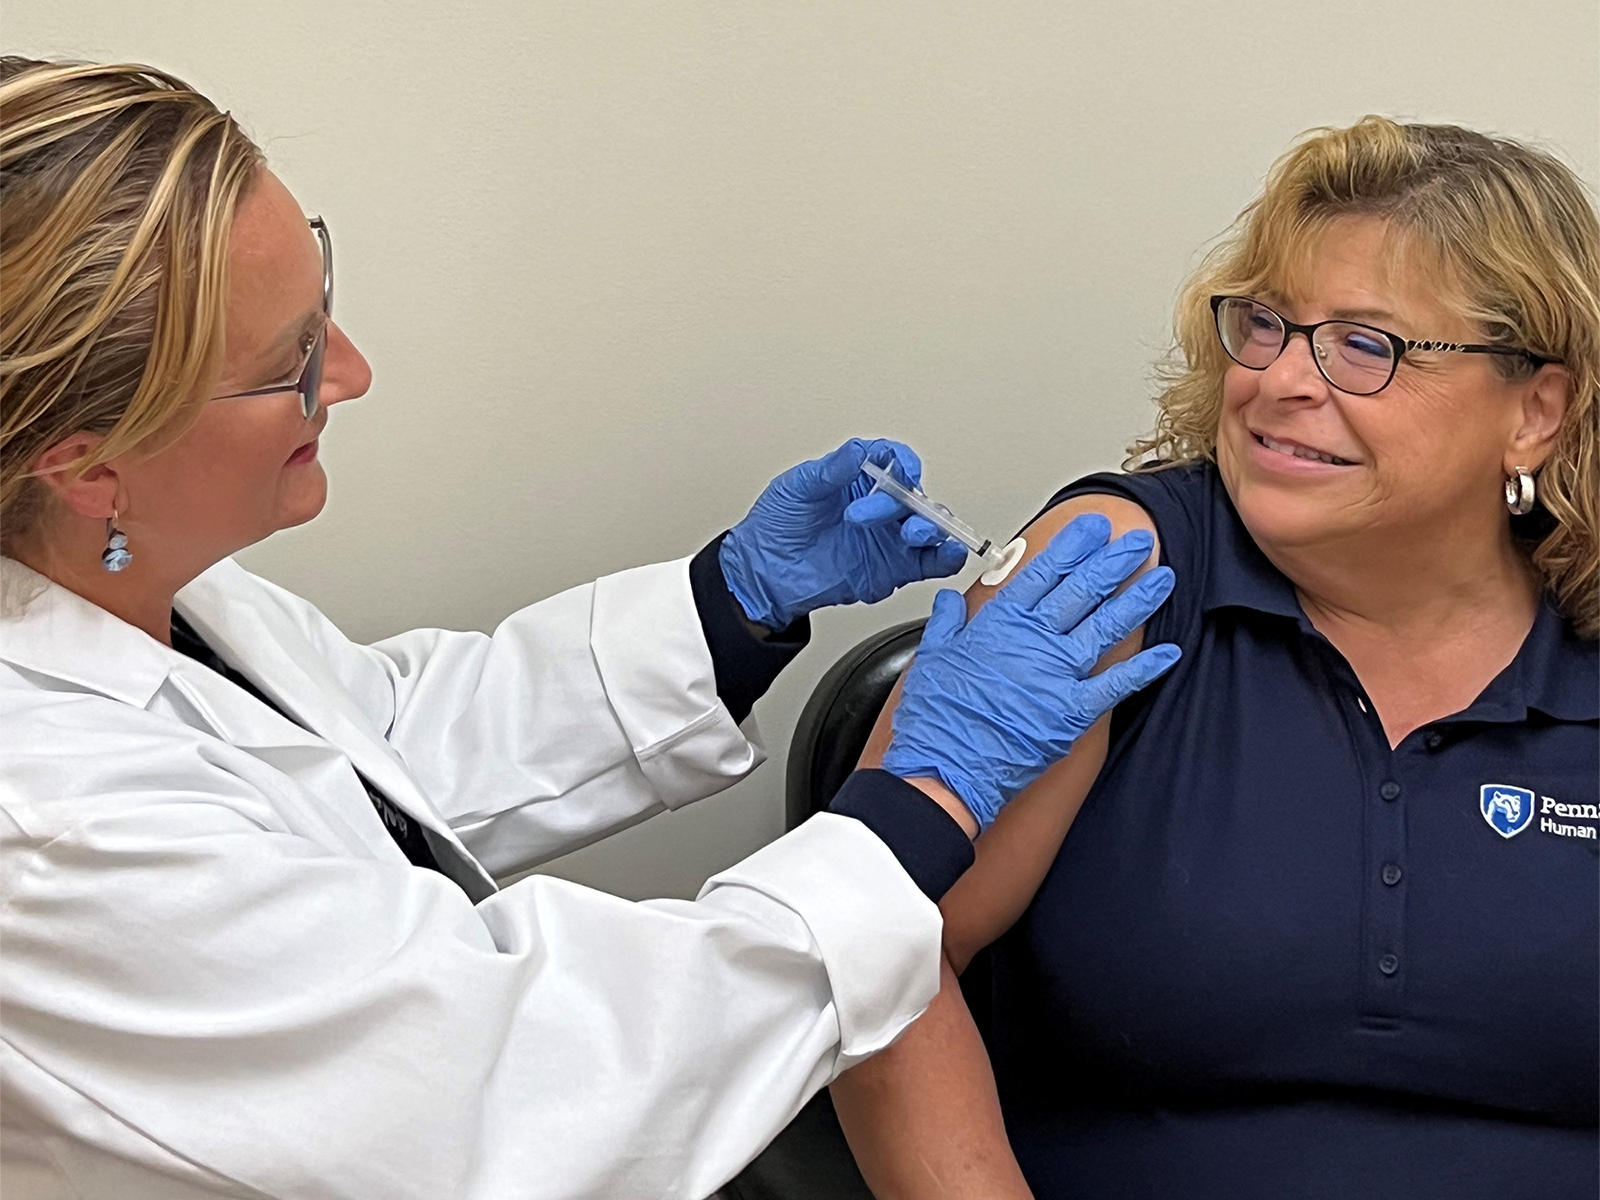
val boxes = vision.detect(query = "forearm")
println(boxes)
[830,954,1032,1200]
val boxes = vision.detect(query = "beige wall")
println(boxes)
[9,2,1596,899]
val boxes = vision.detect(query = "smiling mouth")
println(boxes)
[1255,433,1357,467]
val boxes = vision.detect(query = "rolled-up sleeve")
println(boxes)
[589,556,767,808]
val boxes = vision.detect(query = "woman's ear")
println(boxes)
[31,433,122,519]
[1505,363,1572,474]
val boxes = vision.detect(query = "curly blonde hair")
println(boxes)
[1131,116,1599,638]
[0,57,264,556]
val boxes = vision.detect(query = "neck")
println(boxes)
[1261,509,1538,643]
[13,525,192,646]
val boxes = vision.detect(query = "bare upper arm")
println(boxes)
[857,491,1161,971]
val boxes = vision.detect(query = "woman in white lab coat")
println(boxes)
[0,59,1179,1200]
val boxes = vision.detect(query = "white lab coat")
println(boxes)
[0,554,942,1200]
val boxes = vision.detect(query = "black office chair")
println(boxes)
[784,620,928,830]
[722,621,926,1200]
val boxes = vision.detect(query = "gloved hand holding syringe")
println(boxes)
[860,459,1028,586]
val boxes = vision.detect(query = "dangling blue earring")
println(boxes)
[101,511,132,572]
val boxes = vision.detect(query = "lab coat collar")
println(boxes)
[0,557,177,706]
[0,556,498,901]
[175,563,498,900]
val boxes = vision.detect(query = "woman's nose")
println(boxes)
[1260,330,1333,400]
[319,321,372,408]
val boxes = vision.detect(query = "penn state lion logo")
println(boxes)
[1480,784,1535,839]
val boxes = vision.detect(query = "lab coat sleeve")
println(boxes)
[231,557,763,876]
[0,738,943,1200]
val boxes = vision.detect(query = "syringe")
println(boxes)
[861,459,1024,583]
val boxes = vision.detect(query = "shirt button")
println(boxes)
[1382,863,1403,886]
[1378,953,1399,976]
[1425,732,1444,751]
[1380,781,1402,801]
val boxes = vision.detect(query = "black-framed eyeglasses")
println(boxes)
[211,216,333,419]
[1210,295,1553,397]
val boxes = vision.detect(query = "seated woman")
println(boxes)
[832,116,1598,1199]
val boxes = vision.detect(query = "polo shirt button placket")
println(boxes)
[1364,774,1408,1016]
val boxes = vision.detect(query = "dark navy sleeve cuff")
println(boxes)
[689,534,811,724]
[828,769,975,902]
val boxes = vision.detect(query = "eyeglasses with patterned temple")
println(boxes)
[1210,295,1555,397]
[210,217,333,420]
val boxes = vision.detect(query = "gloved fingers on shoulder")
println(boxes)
[1033,531,1161,633]
[917,587,969,650]
[1061,566,1176,663]
[999,513,1115,609]
[1072,641,1182,713]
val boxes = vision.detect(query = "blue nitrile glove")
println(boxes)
[719,438,969,630]
[881,514,1181,829]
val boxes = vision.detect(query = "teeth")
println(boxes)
[1260,435,1351,466]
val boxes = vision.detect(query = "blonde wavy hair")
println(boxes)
[0,57,264,556]
[1132,116,1599,638]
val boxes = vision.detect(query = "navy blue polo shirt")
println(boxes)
[986,462,1598,1200]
